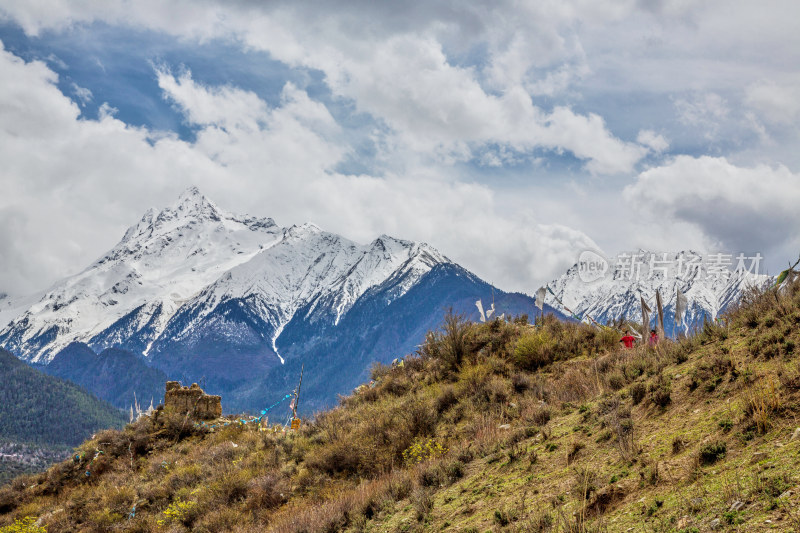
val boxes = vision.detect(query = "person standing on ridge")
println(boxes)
[620,330,636,349]
[648,329,659,347]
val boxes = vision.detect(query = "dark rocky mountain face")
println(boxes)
[44,343,167,410]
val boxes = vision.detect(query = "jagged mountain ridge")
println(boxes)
[0,188,557,410]
[0,187,285,363]
[546,250,771,335]
[0,188,446,364]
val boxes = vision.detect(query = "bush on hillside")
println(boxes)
[419,308,473,371]
[514,330,556,370]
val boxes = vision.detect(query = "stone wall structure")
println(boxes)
[164,381,221,420]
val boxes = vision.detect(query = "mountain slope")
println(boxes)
[0,348,125,447]
[237,262,551,412]
[144,226,448,386]
[43,343,168,410]
[0,346,126,484]
[150,262,556,412]
[3,276,798,532]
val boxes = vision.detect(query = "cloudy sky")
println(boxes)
[1,0,798,297]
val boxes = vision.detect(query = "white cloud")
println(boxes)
[2,0,800,290]
[8,0,796,174]
[623,156,800,256]
[745,79,800,125]
[70,82,92,106]
[0,42,595,296]
[0,1,650,175]
[636,130,669,153]
[0,43,225,294]
[156,66,268,130]
[339,36,644,173]
[674,92,728,139]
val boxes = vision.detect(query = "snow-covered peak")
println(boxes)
[0,188,285,362]
[284,222,323,240]
[138,223,452,363]
[166,186,222,220]
[0,188,452,364]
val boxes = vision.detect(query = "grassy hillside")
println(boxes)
[1,279,799,532]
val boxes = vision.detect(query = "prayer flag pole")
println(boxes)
[291,364,304,429]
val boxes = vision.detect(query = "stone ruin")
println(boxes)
[164,381,222,420]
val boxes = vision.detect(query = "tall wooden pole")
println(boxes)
[292,364,304,420]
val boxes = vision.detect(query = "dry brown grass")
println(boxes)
[742,377,783,434]
[3,279,800,532]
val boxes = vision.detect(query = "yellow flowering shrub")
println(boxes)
[402,437,447,465]
[157,498,197,526]
[0,517,46,533]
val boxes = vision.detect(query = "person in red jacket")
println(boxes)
[620,330,636,349]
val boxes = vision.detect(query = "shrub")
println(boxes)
[403,398,437,437]
[756,473,792,498]
[567,441,584,465]
[157,496,197,527]
[434,385,458,413]
[0,517,46,533]
[514,330,556,370]
[380,374,411,396]
[698,441,727,465]
[525,405,551,427]
[607,371,626,391]
[387,471,413,501]
[402,437,448,466]
[630,383,646,405]
[164,463,202,492]
[246,473,288,510]
[417,463,442,487]
[742,378,782,434]
[411,487,433,520]
[552,367,598,403]
[648,375,671,408]
[604,401,636,462]
[307,439,365,476]
[493,506,519,526]
[444,459,466,482]
[208,471,249,506]
[572,466,598,502]
[530,512,554,532]
[421,308,473,370]
[723,510,744,525]
[511,372,532,393]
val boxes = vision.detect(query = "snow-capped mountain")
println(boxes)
[150,223,446,364]
[0,187,284,363]
[0,188,447,364]
[545,250,771,335]
[0,188,552,411]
